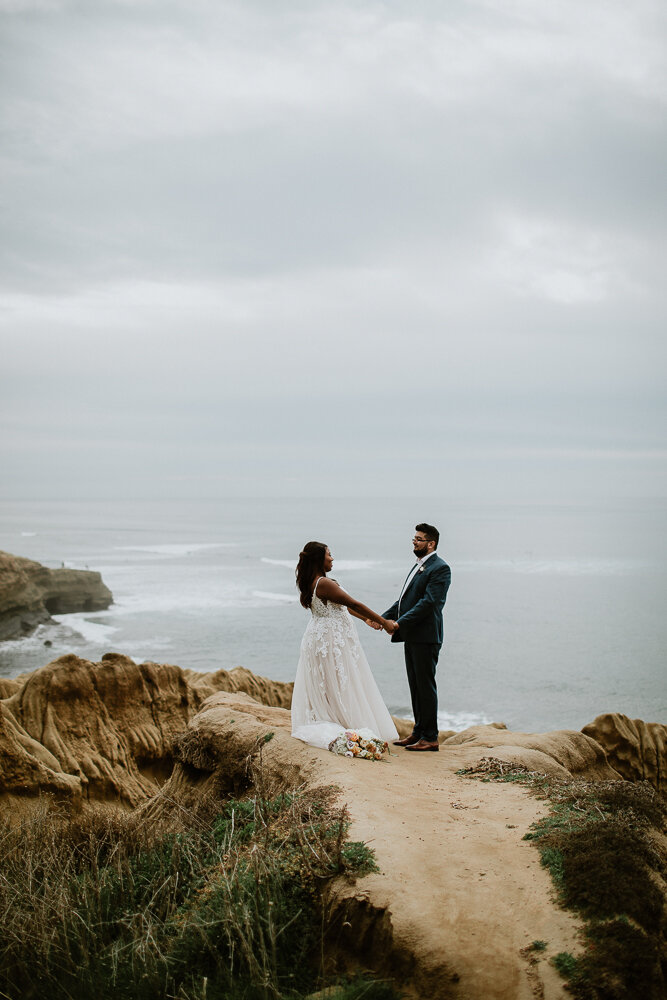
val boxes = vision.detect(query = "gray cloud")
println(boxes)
[1,0,665,499]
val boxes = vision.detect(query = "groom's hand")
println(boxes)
[382,619,399,634]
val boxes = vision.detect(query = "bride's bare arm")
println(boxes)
[316,577,390,630]
[348,608,382,629]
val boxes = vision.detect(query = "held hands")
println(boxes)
[364,618,399,634]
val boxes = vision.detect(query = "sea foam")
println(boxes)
[52,613,119,644]
[116,543,235,557]
[261,557,376,571]
[401,709,493,732]
[252,590,299,603]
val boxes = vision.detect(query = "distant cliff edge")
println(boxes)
[0,551,113,641]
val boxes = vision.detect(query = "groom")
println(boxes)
[383,523,451,752]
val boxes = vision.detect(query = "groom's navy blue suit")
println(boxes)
[383,553,451,742]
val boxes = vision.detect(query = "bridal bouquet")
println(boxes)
[328,728,388,761]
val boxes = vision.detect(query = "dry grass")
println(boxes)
[0,753,391,1000]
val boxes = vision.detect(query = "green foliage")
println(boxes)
[555,825,665,930]
[578,919,665,1000]
[325,975,400,999]
[552,952,579,979]
[340,841,379,876]
[550,920,665,1000]
[529,940,547,952]
[537,845,565,886]
[0,783,390,1000]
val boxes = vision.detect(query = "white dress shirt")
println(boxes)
[398,550,436,614]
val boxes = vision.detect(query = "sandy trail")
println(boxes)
[190,694,584,999]
[298,739,582,1000]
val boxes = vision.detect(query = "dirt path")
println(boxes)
[302,740,582,1000]
[192,695,584,999]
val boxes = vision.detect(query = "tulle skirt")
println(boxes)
[291,609,398,749]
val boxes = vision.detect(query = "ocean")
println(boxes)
[0,497,665,733]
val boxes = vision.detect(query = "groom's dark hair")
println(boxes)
[416,522,439,548]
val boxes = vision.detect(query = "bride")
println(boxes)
[291,541,399,750]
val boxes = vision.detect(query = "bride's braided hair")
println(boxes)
[296,541,327,609]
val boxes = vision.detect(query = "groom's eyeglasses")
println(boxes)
[413,536,429,543]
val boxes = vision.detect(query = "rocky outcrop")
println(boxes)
[5,649,667,820]
[0,654,294,811]
[0,678,21,699]
[182,665,294,710]
[2,654,196,807]
[0,553,51,639]
[1,661,662,1000]
[140,692,301,826]
[0,699,82,805]
[0,551,113,640]
[582,713,667,793]
[442,723,623,781]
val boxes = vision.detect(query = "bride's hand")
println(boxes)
[365,618,382,630]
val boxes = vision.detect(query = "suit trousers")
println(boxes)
[404,642,441,742]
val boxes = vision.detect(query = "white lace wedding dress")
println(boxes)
[291,578,399,750]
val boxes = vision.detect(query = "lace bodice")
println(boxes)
[303,579,359,694]
[310,579,348,620]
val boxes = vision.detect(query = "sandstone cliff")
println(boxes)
[583,712,667,793]
[1,655,664,1000]
[0,551,113,640]
[0,654,294,810]
[2,652,666,817]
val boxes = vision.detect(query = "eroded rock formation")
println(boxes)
[582,713,667,793]
[443,723,622,781]
[0,551,113,640]
[2,650,665,824]
[1,656,663,1000]
[0,654,294,812]
[182,664,294,709]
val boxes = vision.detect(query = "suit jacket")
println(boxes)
[383,553,451,644]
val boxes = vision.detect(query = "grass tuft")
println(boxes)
[322,975,399,999]
[552,951,579,978]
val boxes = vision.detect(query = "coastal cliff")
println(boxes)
[1,654,664,812]
[0,655,664,1000]
[0,551,113,640]
[0,653,293,809]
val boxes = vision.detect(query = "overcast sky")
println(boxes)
[1,0,665,500]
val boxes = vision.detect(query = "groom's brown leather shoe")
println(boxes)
[393,733,420,747]
[405,739,439,752]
